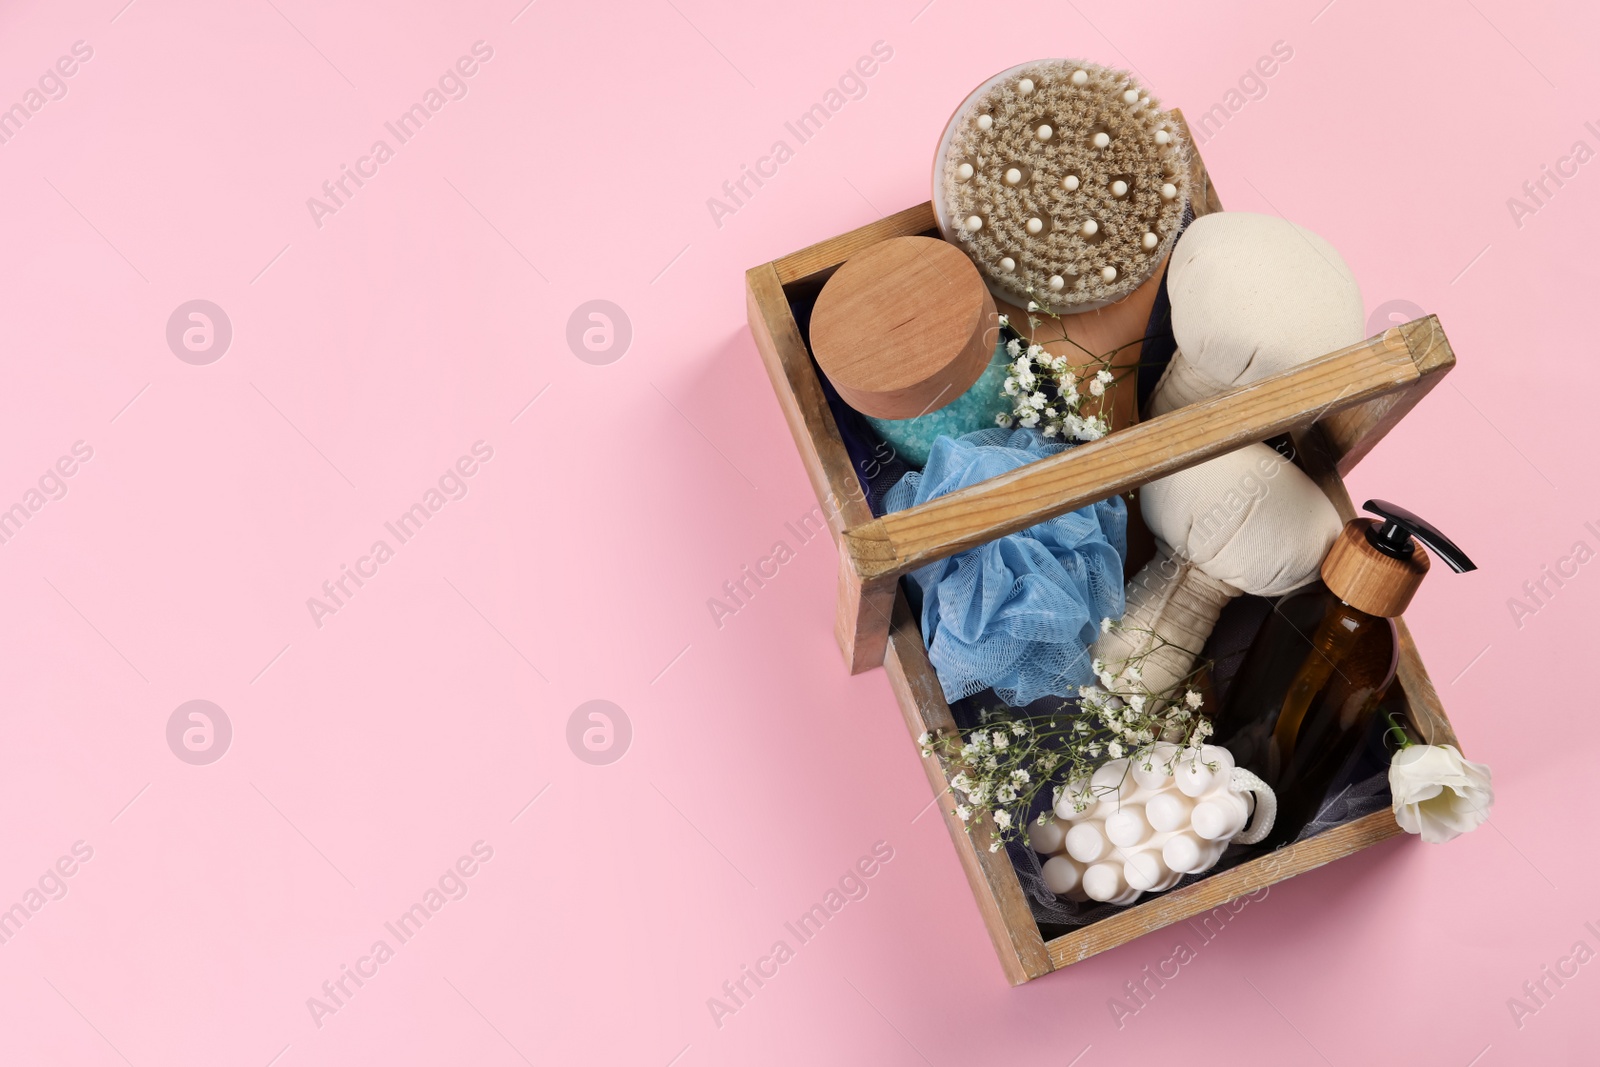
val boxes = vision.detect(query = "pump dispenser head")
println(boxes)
[1320,499,1476,618]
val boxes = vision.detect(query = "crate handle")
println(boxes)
[833,315,1454,673]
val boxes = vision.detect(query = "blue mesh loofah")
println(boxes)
[883,428,1127,706]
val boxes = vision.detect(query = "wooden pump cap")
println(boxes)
[1321,518,1431,618]
[809,236,998,420]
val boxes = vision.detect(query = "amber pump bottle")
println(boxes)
[1213,500,1476,849]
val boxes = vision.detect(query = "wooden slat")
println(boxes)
[772,203,937,287]
[846,323,1448,583]
[835,556,897,674]
[746,262,874,540]
[1173,110,1223,221]
[882,590,1055,985]
[1320,317,1456,477]
[1044,809,1401,967]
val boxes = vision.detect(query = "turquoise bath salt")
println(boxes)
[861,343,1012,468]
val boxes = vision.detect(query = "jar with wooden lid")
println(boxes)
[809,236,1011,467]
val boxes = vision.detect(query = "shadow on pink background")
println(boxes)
[0,0,1594,1063]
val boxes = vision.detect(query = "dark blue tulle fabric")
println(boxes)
[884,428,1127,706]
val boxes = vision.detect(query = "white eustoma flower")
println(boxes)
[1390,744,1494,844]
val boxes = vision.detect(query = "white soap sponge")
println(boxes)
[1036,746,1274,904]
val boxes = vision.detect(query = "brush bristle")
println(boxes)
[938,59,1192,311]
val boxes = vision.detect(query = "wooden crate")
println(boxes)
[744,114,1462,983]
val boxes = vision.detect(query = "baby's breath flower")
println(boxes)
[920,620,1216,853]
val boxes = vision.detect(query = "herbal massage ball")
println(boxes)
[1091,443,1342,701]
[1151,212,1365,416]
[934,59,1191,312]
[1087,210,1363,701]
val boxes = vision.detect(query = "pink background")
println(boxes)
[0,0,1594,1063]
